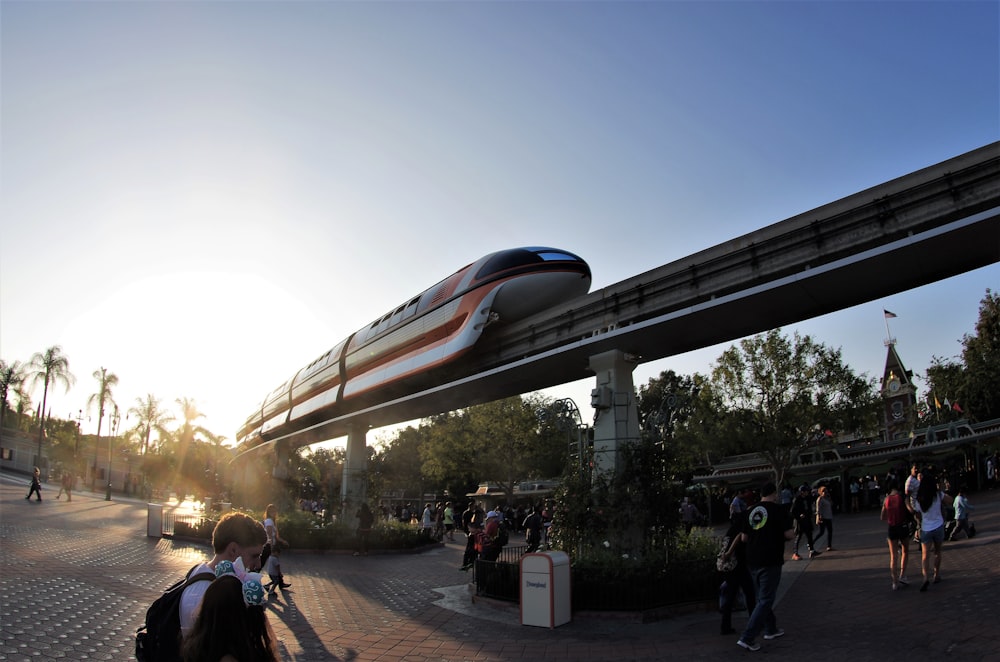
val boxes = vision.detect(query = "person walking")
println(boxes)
[789,484,818,560]
[679,497,701,534]
[522,505,543,553]
[949,487,975,541]
[420,502,434,534]
[56,470,74,501]
[354,502,375,556]
[25,467,42,501]
[909,469,953,592]
[723,481,793,652]
[718,512,756,636]
[814,485,835,551]
[443,502,456,542]
[262,504,291,593]
[880,478,911,590]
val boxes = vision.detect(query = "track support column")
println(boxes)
[341,420,369,526]
[587,350,641,478]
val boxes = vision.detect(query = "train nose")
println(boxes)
[489,271,591,320]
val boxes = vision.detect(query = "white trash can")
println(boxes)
[147,503,163,538]
[520,551,571,628]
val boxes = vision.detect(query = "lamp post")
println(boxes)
[549,398,588,472]
[72,409,84,457]
[106,406,120,501]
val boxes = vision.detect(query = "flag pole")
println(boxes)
[883,309,897,345]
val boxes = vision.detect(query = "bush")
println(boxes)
[165,506,440,553]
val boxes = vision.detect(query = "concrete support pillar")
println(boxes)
[587,350,640,478]
[341,420,369,526]
[272,442,290,481]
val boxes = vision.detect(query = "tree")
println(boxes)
[87,366,119,440]
[709,329,879,486]
[27,346,76,464]
[379,424,439,501]
[87,367,119,488]
[13,381,32,431]
[637,370,712,477]
[174,397,208,446]
[960,289,1000,421]
[419,394,566,504]
[170,397,211,493]
[127,394,175,455]
[0,359,25,432]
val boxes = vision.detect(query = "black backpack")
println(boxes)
[135,565,215,662]
[496,521,510,547]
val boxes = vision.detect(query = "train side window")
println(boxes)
[370,312,391,337]
[402,297,419,320]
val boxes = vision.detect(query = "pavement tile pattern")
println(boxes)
[2,474,999,661]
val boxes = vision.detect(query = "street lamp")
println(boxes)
[544,398,589,472]
[72,409,84,456]
[106,406,120,501]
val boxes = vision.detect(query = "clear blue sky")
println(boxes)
[1,1,997,447]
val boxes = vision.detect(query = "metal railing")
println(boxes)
[162,510,207,537]
[473,544,529,601]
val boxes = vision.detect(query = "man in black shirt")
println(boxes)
[730,481,793,652]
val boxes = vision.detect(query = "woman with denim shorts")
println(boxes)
[909,469,953,593]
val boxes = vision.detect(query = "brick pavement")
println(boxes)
[2,471,999,661]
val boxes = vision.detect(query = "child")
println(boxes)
[948,487,975,541]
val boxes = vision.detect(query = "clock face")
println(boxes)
[889,379,901,393]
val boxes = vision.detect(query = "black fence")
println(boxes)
[473,548,717,611]
[473,544,529,601]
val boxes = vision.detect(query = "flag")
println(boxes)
[884,310,897,319]
[934,395,942,409]
[944,399,951,409]
[953,401,963,413]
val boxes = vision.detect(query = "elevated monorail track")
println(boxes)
[252,142,1000,453]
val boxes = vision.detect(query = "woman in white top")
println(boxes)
[262,504,291,592]
[909,469,953,592]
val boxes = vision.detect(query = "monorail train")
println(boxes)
[237,247,591,448]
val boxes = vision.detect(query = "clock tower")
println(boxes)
[881,341,917,441]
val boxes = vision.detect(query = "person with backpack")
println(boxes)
[262,504,291,593]
[24,467,42,501]
[789,484,819,560]
[480,510,504,562]
[136,512,266,662]
[181,565,279,662]
[718,511,756,636]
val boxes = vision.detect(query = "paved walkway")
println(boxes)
[2,471,999,661]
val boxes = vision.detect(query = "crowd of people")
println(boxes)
[715,456,989,652]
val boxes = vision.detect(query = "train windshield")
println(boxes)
[474,247,586,280]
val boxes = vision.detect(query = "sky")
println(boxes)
[1,1,997,451]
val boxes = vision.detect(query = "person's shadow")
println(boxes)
[266,588,355,661]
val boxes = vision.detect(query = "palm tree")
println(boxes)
[174,396,207,447]
[26,346,76,465]
[0,359,25,432]
[128,394,175,455]
[87,367,119,485]
[13,382,32,431]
